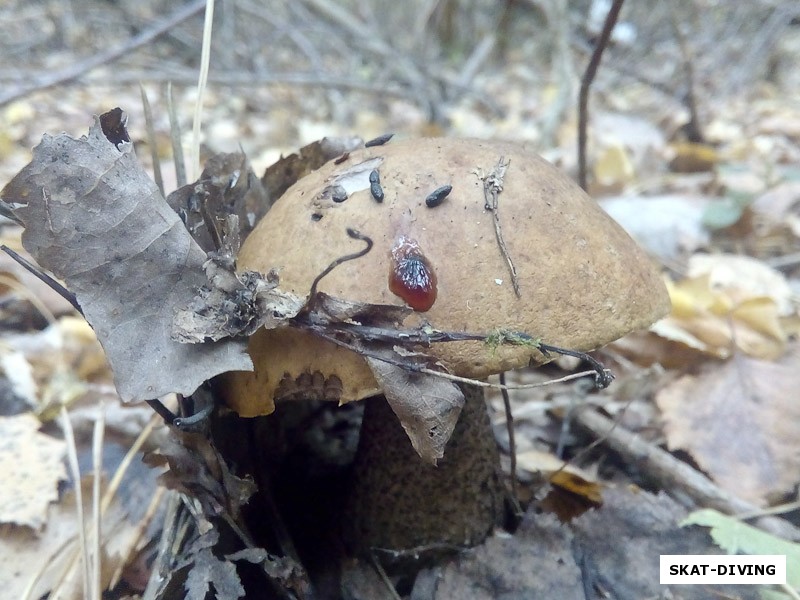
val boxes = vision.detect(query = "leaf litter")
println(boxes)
[3,86,796,597]
[0,110,252,402]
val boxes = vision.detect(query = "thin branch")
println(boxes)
[669,11,704,143]
[146,399,178,424]
[479,157,520,297]
[0,0,207,107]
[574,407,800,541]
[499,371,522,516]
[577,0,624,191]
[307,325,606,392]
[1,245,81,313]
[369,552,403,600]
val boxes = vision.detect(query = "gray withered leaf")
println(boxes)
[0,112,252,402]
[366,357,464,465]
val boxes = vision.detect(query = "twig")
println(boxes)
[1,245,81,313]
[146,399,179,424]
[499,371,522,516]
[577,0,624,191]
[301,0,434,109]
[538,343,613,389]
[308,228,373,298]
[574,407,800,542]
[308,325,605,391]
[478,157,520,297]
[369,552,403,600]
[142,492,184,600]
[0,273,57,325]
[139,84,165,197]
[669,11,704,143]
[0,0,207,107]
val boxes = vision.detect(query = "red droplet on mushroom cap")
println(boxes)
[388,236,437,312]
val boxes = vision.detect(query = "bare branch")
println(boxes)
[0,0,207,107]
[577,0,624,191]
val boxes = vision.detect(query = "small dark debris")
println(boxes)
[369,169,380,184]
[365,133,394,147]
[311,213,323,221]
[334,152,350,165]
[99,107,130,150]
[425,185,452,208]
[318,184,348,203]
[370,181,384,203]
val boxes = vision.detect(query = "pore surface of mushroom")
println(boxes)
[223,138,670,555]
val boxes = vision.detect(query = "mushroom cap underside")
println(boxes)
[224,138,670,416]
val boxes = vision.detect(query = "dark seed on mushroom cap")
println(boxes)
[330,185,348,203]
[370,181,384,203]
[425,185,452,208]
[365,132,394,147]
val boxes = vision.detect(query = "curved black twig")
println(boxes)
[308,228,373,298]
[538,343,614,389]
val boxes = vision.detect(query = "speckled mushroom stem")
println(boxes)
[343,382,504,559]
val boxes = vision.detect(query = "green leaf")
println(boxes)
[681,509,800,590]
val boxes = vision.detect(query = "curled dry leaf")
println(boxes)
[0,111,252,402]
[166,151,269,250]
[143,428,255,520]
[261,136,364,203]
[366,357,464,464]
[649,252,796,362]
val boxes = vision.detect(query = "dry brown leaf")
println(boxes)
[365,358,464,465]
[655,342,800,505]
[0,110,251,401]
[261,136,363,203]
[167,151,269,250]
[143,428,255,520]
[0,413,66,529]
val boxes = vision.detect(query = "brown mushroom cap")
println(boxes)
[224,138,670,416]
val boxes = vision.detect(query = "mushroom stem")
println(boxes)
[344,382,504,560]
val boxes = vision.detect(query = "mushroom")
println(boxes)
[222,138,670,557]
